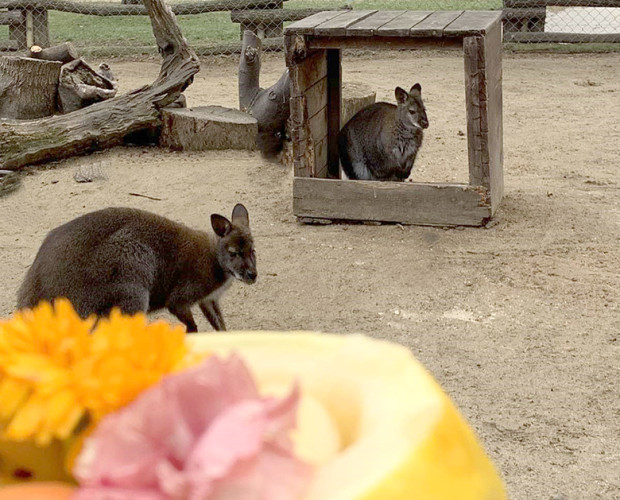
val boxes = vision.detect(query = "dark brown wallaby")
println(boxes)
[16,204,257,332]
[338,84,429,182]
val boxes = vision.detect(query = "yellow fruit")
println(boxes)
[0,439,72,486]
[189,332,507,500]
[0,482,75,499]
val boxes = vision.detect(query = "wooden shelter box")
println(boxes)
[284,10,504,226]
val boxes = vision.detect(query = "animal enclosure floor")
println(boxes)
[1,52,619,500]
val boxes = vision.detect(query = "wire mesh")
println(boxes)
[1,0,619,59]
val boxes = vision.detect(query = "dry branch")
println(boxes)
[239,30,290,158]
[0,0,199,171]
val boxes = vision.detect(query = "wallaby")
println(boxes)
[338,84,429,182]
[16,204,257,332]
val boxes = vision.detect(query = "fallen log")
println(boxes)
[239,29,290,158]
[58,58,117,113]
[26,42,79,64]
[0,0,199,171]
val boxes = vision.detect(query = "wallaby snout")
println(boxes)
[17,204,257,333]
[211,203,258,285]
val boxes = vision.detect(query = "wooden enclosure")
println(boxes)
[284,10,504,227]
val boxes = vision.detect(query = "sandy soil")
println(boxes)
[1,51,619,499]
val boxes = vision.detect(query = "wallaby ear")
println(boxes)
[232,203,250,227]
[410,83,422,94]
[395,86,408,104]
[211,214,232,237]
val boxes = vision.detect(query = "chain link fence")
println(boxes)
[1,0,619,58]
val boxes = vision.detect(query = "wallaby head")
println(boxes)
[211,203,257,285]
[395,83,429,131]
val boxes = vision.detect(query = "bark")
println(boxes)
[26,42,79,64]
[238,30,290,158]
[58,58,117,113]
[0,0,200,171]
[0,56,62,119]
[159,105,257,151]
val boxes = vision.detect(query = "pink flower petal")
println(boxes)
[73,355,313,500]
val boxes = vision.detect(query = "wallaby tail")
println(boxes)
[338,132,356,180]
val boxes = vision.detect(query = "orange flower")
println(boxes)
[0,299,202,446]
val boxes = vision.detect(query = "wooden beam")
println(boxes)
[0,0,289,16]
[504,32,620,43]
[307,36,463,51]
[504,0,620,7]
[293,178,492,226]
[0,39,19,50]
[0,10,21,25]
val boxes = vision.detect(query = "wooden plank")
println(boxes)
[464,35,486,190]
[409,11,464,37]
[346,10,405,36]
[377,10,432,37]
[443,10,501,37]
[32,7,49,47]
[504,32,620,43]
[484,21,504,213]
[326,48,340,179]
[0,10,21,25]
[285,10,348,35]
[0,38,18,50]
[308,105,327,142]
[0,0,289,16]
[305,76,328,119]
[290,49,326,95]
[315,10,377,37]
[293,178,492,226]
[307,36,463,51]
[314,135,328,178]
[505,0,620,7]
[231,8,342,25]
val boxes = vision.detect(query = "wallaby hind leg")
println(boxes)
[199,300,226,332]
[168,303,198,333]
[97,284,150,317]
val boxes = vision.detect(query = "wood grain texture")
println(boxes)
[159,105,258,151]
[409,11,464,37]
[293,178,492,226]
[484,21,504,212]
[314,10,377,37]
[289,49,326,95]
[377,11,432,37]
[346,10,405,36]
[443,10,501,36]
[285,10,347,35]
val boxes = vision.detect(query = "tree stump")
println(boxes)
[239,30,290,158]
[159,106,258,151]
[0,56,62,119]
[341,81,377,126]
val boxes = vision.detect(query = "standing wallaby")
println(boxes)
[338,84,429,182]
[17,204,257,332]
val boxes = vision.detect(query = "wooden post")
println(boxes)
[463,20,503,213]
[32,8,50,48]
[326,48,341,179]
[8,8,27,50]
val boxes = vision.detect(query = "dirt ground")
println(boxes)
[1,50,619,499]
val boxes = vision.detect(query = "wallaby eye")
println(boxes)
[228,248,239,257]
